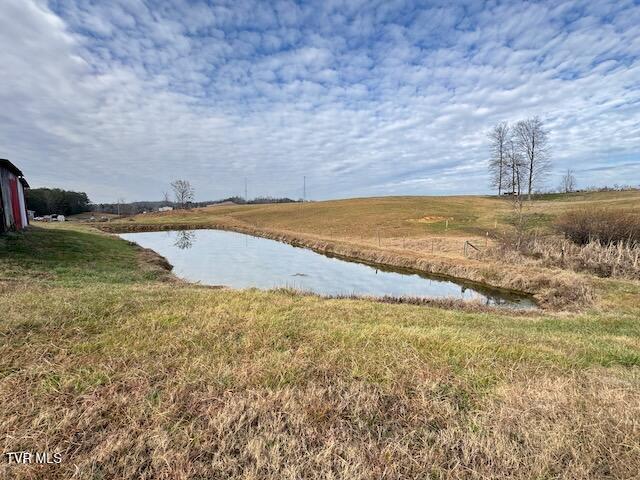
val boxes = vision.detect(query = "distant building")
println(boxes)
[158,206,174,212]
[0,159,30,233]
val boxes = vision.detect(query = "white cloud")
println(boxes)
[0,0,638,202]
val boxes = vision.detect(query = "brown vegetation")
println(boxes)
[479,234,640,280]
[555,208,640,246]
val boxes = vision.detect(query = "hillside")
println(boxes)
[107,190,640,248]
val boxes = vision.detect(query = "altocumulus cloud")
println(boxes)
[0,0,639,202]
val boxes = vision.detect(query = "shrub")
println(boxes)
[555,208,640,246]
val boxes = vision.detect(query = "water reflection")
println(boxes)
[121,229,534,309]
[173,230,196,250]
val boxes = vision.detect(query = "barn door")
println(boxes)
[9,177,22,230]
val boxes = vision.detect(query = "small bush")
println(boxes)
[555,208,640,246]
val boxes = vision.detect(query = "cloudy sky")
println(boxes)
[1,0,639,202]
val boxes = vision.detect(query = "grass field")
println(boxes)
[108,190,640,241]
[2,194,639,478]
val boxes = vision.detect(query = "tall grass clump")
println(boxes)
[555,208,640,246]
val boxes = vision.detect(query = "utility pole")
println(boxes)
[244,177,248,202]
[303,176,306,202]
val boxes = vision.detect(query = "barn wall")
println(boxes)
[0,181,4,234]
[0,165,29,232]
[17,181,28,227]
[0,168,15,231]
[9,177,22,230]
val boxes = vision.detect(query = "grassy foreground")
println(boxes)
[1,222,639,478]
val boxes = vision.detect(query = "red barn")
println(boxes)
[0,159,30,233]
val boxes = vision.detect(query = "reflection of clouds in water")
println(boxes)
[174,230,196,250]
[120,229,534,309]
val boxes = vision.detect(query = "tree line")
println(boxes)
[26,188,91,216]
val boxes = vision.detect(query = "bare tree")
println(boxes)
[488,122,509,195]
[505,138,525,196]
[514,116,551,199]
[116,197,126,217]
[170,180,195,209]
[174,230,195,250]
[560,169,576,193]
[162,191,172,207]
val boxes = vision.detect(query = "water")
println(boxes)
[120,229,534,308]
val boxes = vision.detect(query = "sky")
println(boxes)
[1,0,639,203]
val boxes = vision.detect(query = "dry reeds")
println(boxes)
[479,234,640,280]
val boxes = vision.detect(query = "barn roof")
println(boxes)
[19,177,30,189]
[0,159,24,177]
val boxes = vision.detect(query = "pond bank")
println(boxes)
[99,221,593,309]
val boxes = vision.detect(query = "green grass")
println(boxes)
[0,223,163,285]
[1,219,639,478]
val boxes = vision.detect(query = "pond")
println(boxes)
[120,229,535,308]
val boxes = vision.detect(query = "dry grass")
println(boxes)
[1,278,639,479]
[105,190,640,240]
[478,235,640,280]
[1,210,639,478]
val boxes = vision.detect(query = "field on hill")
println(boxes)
[109,190,640,241]
[2,192,639,478]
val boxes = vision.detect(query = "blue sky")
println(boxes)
[1,0,639,202]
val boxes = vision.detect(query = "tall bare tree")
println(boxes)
[504,139,525,196]
[514,116,551,199]
[501,139,529,248]
[488,122,509,195]
[116,197,125,217]
[171,180,195,209]
[560,169,576,193]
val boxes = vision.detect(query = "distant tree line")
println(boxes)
[26,188,91,216]
[93,201,166,216]
[93,196,300,215]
